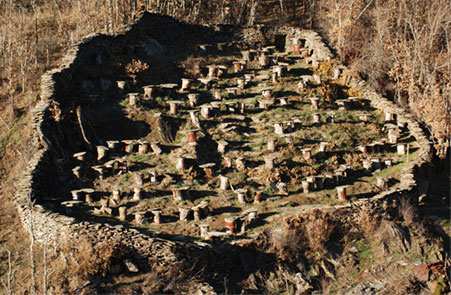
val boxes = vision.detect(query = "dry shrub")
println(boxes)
[313,60,335,78]
[57,236,126,279]
[270,227,304,260]
[357,206,380,236]
[375,220,410,252]
[49,236,127,293]
[142,271,161,293]
[142,262,196,294]
[304,210,336,254]
[180,56,205,77]
[316,82,340,103]
[74,238,125,277]
[398,197,419,226]
[125,59,150,74]
[282,210,337,257]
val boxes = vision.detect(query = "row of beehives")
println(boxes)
[64,38,411,239]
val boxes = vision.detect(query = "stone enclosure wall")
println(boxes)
[14,12,432,273]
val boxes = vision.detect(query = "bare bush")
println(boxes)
[57,236,126,280]
[398,197,419,226]
[304,210,336,254]
[281,210,337,257]
[141,262,197,294]
[356,206,380,236]
[270,227,304,259]
[376,220,410,252]
[1,248,15,295]
[74,238,125,278]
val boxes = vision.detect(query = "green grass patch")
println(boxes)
[120,98,129,107]
[357,240,374,269]
[128,153,151,163]
[371,149,419,178]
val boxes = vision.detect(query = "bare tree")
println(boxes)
[1,248,15,295]
[28,198,37,294]
[43,241,48,295]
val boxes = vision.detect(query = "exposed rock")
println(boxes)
[124,259,139,273]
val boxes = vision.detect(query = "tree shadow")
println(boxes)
[128,162,153,172]
[289,67,313,76]
[212,206,242,215]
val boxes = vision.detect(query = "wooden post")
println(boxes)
[301,148,312,160]
[134,211,146,224]
[181,78,191,91]
[200,224,210,239]
[309,97,319,110]
[217,140,229,154]
[267,138,276,152]
[236,189,247,204]
[187,130,197,144]
[336,185,350,201]
[151,142,162,155]
[224,216,237,234]
[112,188,121,202]
[179,207,190,221]
[302,180,310,193]
[199,163,216,178]
[73,151,87,162]
[219,175,229,190]
[274,122,284,135]
[138,141,149,154]
[151,209,162,224]
[264,154,275,169]
[133,186,142,201]
[187,93,200,107]
[118,206,127,221]
[254,190,263,203]
[134,172,143,185]
[397,143,407,155]
[312,113,321,125]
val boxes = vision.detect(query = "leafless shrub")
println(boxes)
[356,206,380,236]
[270,227,304,259]
[304,210,336,254]
[141,262,196,294]
[49,236,127,293]
[398,197,419,226]
[1,248,15,295]
[376,220,410,252]
[279,210,337,258]
[74,238,125,278]
[142,271,161,293]
[57,236,126,280]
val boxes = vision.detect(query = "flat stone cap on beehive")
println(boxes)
[159,83,178,88]
[199,163,216,168]
[73,151,87,157]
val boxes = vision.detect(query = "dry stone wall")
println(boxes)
[14,12,432,287]
[239,26,333,61]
